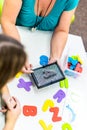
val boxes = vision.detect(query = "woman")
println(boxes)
[0,34,31,129]
[1,0,79,67]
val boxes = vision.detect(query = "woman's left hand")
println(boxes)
[49,57,60,65]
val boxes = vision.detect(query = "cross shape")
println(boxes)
[17,78,32,92]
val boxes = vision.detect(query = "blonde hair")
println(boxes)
[0,34,27,88]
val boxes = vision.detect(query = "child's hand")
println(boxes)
[21,60,33,74]
[5,97,21,121]
[3,97,21,130]
[0,94,17,112]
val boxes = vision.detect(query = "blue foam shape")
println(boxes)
[71,59,78,66]
[40,60,48,66]
[70,65,75,70]
[40,55,48,66]
[40,55,48,61]
[68,57,72,63]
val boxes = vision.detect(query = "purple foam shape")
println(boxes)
[17,78,32,92]
[53,89,66,103]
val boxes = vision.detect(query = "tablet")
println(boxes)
[31,62,65,88]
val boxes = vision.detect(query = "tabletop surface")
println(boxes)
[0,26,87,130]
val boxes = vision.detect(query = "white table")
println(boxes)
[0,26,87,130]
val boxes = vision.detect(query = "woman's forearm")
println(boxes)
[50,30,68,60]
[1,20,20,41]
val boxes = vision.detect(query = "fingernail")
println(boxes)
[30,70,34,73]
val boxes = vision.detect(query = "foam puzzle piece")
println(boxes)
[68,57,72,63]
[62,123,72,130]
[40,55,49,66]
[66,104,76,122]
[75,62,81,68]
[53,89,66,103]
[77,55,83,64]
[39,120,53,130]
[75,66,82,73]
[17,78,32,91]
[67,62,71,68]
[42,99,55,112]
[59,80,65,88]
[74,63,82,73]
[71,59,78,66]
[69,65,76,70]
[71,55,83,64]
[49,107,62,122]
[64,78,69,88]
[23,105,37,116]
[15,72,23,78]
[68,57,78,66]
[59,78,69,89]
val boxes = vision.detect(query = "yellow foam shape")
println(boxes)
[15,72,23,78]
[42,99,55,112]
[62,123,72,130]
[71,55,83,64]
[77,55,83,64]
[39,120,53,130]
[71,55,77,60]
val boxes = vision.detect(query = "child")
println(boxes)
[0,34,32,129]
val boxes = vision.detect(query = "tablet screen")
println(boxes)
[31,62,65,88]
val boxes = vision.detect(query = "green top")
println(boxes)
[16,0,79,31]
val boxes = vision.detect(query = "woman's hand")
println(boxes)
[49,57,60,65]
[49,55,68,71]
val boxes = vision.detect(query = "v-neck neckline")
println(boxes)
[33,0,58,18]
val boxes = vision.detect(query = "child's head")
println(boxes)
[0,34,27,88]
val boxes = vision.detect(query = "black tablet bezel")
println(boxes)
[30,62,65,88]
